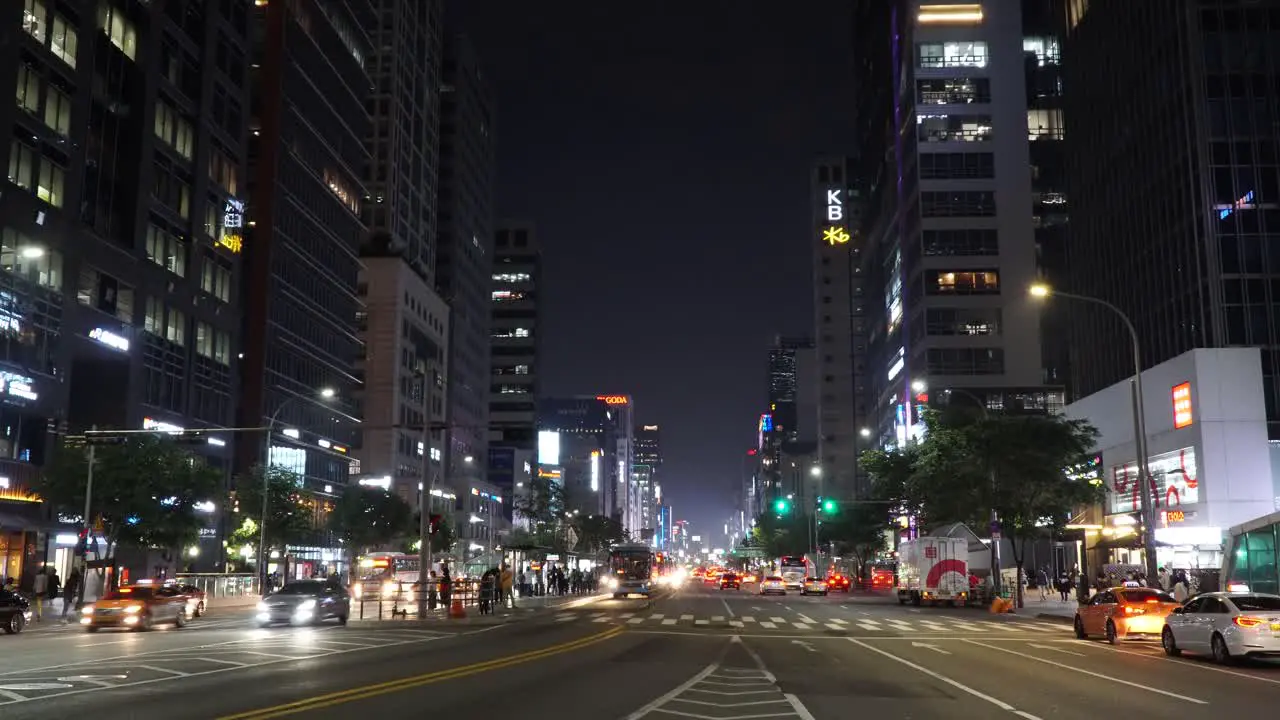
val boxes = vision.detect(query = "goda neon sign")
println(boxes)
[596,395,629,405]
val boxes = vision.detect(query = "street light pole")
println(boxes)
[258,388,335,596]
[1030,285,1158,581]
[76,427,97,610]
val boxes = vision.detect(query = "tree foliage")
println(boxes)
[35,435,222,560]
[861,410,1104,603]
[819,499,892,573]
[328,484,415,553]
[571,514,626,555]
[513,475,565,527]
[229,465,315,553]
[750,510,811,558]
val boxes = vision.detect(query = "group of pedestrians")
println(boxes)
[477,564,514,615]
[2,566,82,622]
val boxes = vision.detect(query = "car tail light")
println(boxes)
[1234,616,1265,628]
[1123,605,1146,615]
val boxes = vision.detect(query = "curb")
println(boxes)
[1036,613,1074,624]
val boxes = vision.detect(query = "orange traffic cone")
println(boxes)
[449,598,466,619]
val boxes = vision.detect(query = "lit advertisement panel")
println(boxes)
[1172,382,1193,429]
[1108,447,1199,515]
[537,430,560,466]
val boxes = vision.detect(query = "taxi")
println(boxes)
[1074,584,1181,644]
[82,582,189,632]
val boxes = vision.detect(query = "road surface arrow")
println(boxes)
[911,642,951,655]
[791,640,817,653]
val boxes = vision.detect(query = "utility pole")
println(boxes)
[416,369,432,617]
[75,427,97,610]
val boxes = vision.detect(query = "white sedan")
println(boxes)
[1162,591,1280,663]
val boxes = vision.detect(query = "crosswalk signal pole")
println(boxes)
[75,432,96,611]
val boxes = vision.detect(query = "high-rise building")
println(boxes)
[812,158,867,499]
[239,1,369,508]
[852,0,1065,457]
[436,34,495,491]
[593,394,638,534]
[1062,1,1280,436]
[354,252,449,510]
[768,336,816,443]
[490,222,540,452]
[537,397,616,518]
[635,424,661,537]
[361,0,443,282]
[1,0,250,567]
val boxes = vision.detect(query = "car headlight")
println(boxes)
[256,601,269,612]
[297,599,317,611]
[81,605,94,616]
[123,605,143,614]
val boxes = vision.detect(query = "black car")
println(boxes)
[720,573,741,590]
[0,587,32,634]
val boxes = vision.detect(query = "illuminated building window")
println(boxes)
[99,4,138,60]
[146,224,188,277]
[928,270,1000,295]
[916,77,990,105]
[323,168,361,214]
[917,114,992,143]
[917,41,988,69]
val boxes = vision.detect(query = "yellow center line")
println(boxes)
[217,626,624,720]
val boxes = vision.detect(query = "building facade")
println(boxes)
[490,222,540,451]
[853,0,1065,456]
[354,254,449,511]
[239,0,368,500]
[635,424,661,540]
[436,34,495,489]
[1062,0,1280,438]
[2,0,253,571]
[537,397,616,518]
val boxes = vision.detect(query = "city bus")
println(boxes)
[778,556,808,590]
[355,552,421,600]
[607,543,654,598]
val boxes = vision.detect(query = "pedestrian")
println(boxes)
[439,565,452,608]
[31,567,48,622]
[427,570,438,611]
[1172,571,1190,603]
[47,568,61,616]
[500,564,514,608]
[1036,568,1049,602]
[61,568,80,619]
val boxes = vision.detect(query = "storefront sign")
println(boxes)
[0,371,37,402]
[822,225,851,246]
[1165,510,1186,524]
[1109,446,1199,515]
[89,327,130,352]
[1172,382,1193,429]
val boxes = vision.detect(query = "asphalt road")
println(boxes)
[3,582,1280,719]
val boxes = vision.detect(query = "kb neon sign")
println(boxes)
[597,395,629,406]
[826,188,844,221]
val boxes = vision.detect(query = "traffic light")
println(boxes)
[773,498,791,514]
[821,497,838,514]
[428,514,442,535]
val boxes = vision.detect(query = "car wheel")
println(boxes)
[194,601,205,618]
[1211,633,1233,664]
[1105,620,1118,645]
[337,614,348,626]
[1161,627,1181,657]
[1073,616,1087,639]
[174,609,187,629]
[85,625,100,633]
[4,613,24,634]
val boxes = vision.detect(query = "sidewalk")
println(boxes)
[348,591,604,627]
[1020,595,1077,623]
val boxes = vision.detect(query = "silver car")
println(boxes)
[257,581,350,627]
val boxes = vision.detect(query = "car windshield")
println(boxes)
[1232,596,1280,611]
[275,582,324,596]
[107,587,155,600]
[1119,589,1176,603]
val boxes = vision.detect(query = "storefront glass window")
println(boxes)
[1244,526,1278,595]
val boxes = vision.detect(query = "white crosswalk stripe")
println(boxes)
[557,610,1073,635]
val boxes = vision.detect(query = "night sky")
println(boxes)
[454,1,857,541]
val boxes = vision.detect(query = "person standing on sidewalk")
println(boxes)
[31,568,47,622]
[500,564,514,608]
[61,569,80,620]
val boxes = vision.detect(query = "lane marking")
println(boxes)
[848,639,1043,719]
[1027,643,1084,657]
[721,598,736,618]
[857,623,880,631]
[694,620,709,626]
[759,622,777,629]
[0,689,24,702]
[662,619,677,626]
[652,614,665,620]
[796,615,816,624]
[742,616,755,623]
[792,623,812,630]
[963,640,1207,704]
[219,627,623,719]
[1073,640,1280,687]
[622,664,719,720]
[769,617,786,623]
[593,617,611,623]
[628,618,645,625]
[711,616,726,622]
[910,642,950,655]
[729,621,745,628]
[783,693,818,720]
[681,615,694,621]
[825,623,844,631]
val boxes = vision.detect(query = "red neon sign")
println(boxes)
[1172,382,1193,429]
[597,395,629,405]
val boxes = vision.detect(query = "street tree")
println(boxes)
[36,434,222,574]
[571,514,626,555]
[228,465,315,565]
[513,474,565,528]
[819,499,892,578]
[328,484,414,571]
[863,410,1102,607]
[750,510,810,558]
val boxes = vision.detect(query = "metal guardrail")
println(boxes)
[173,573,261,600]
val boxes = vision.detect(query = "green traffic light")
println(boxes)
[822,498,837,513]
[774,498,790,513]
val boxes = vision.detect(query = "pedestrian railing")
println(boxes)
[353,578,514,619]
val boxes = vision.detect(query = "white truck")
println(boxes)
[896,536,970,607]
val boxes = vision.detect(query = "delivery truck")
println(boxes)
[896,536,969,607]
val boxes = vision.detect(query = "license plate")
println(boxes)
[1270,623,1280,631]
